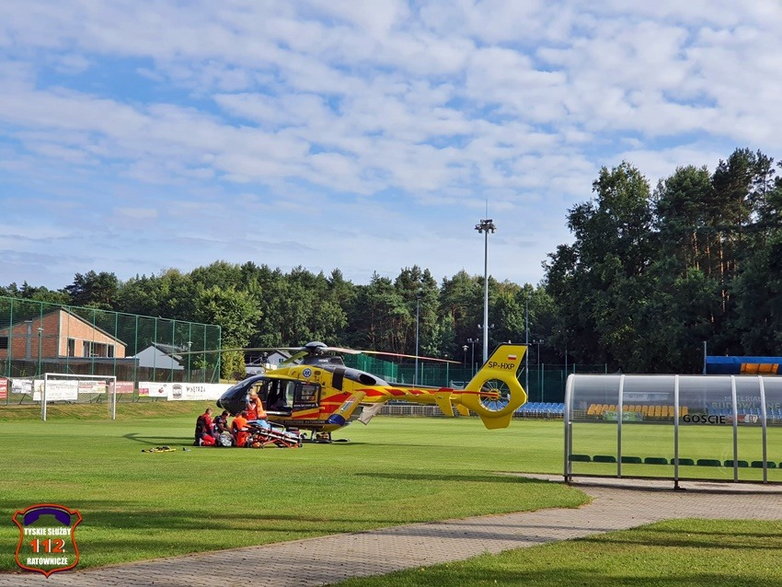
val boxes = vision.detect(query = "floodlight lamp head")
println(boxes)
[475,218,496,234]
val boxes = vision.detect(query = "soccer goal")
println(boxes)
[38,373,118,421]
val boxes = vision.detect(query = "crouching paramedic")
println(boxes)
[231,411,250,447]
[194,407,216,446]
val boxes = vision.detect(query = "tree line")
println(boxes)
[4,147,781,374]
[547,147,782,372]
[2,264,549,371]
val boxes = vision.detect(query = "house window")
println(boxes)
[82,341,112,358]
[0,336,8,350]
[67,338,76,357]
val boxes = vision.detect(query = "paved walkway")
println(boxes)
[4,475,782,586]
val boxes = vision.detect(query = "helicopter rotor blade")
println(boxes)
[279,350,309,365]
[322,346,362,355]
[360,350,459,364]
[168,346,303,356]
[166,342,454,364]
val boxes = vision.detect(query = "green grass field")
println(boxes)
[2,404,781,585]
[0,405,585,572]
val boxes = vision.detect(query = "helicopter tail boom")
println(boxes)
[359,344,527,429]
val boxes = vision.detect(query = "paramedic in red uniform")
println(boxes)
[194,407,216,446]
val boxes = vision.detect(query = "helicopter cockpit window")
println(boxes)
[299,383,319,403]
[283,381,295,408]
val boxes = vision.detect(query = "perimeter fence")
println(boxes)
[345,353,608,404]
[0,295,221,405]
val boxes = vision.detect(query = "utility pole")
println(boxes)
[525,295,529,395]
[414,293,420,386]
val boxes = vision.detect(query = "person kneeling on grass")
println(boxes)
[231,410,250,447]
[194,407,217,446]
[213,410,229,434]
[213,410,232,447]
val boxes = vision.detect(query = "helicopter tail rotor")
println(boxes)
[456,344,528,429]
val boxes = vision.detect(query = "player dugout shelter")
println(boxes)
[564,373,782,485]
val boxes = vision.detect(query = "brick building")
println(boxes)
[0,308,127,361]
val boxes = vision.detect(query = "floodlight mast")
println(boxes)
[475,218,496,363]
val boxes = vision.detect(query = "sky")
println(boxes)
[2,1,782,291]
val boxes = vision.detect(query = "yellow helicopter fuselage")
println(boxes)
[217,344,528,433]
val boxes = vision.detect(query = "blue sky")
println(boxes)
[1,1,782,290]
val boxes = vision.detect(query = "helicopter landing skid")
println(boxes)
[304,432,350,444]
[311,431,332,444]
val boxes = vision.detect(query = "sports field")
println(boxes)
[2,404,781,585]
[0,404,585,572]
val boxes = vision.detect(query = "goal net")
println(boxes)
[38,373,118,421]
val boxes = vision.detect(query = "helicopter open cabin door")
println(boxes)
[262,379,296,413]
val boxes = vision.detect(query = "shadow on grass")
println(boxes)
[347,567,779,587]
[0,498,409,533]
[123,432,194,445]
[356,471,546,484]
[569,478,782,495]
[577,523,782,551]
[302,439,370,446]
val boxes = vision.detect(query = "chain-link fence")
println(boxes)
[0,296,221,405]
[344,353,607,403]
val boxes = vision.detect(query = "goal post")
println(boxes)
[40,373,118,421]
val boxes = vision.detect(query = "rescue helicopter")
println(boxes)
[214,341,528,441]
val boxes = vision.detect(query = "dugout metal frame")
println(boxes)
[564,374,782,486]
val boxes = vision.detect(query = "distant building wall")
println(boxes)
[0,309,126,360]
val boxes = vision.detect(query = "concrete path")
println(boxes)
[3,475,782,586]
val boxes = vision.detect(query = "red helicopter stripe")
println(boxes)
[362,392,387,399]
[325,393,352,403]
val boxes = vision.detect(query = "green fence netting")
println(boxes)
[344,353,607,403]
[0,296,221,388]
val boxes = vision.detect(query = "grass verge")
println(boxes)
[336,519,782,586]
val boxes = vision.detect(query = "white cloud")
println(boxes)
[114,207,159,220]
[1,1,782,289]
[613,144,728,187]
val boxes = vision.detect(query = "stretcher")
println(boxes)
[245,420,303,448]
